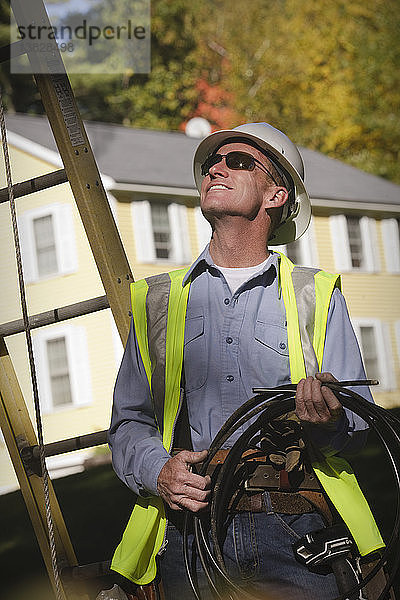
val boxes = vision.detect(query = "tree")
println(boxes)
[1,0,399,182]
[195,0,400,182]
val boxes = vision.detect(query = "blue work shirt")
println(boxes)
[109,248,373,497]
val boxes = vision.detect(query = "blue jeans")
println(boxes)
[158,494,339,600]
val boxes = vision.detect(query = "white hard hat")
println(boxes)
[193,122,311,245]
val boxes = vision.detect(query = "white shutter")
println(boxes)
[194,207,212,252]
[168,203,191,264]
[329,215,351,271]
[395,321,400,362]
[54,204,78,275]
[67,326,92,407]
[107,191,119,224]
[360,217,380,272]
[380,321,396,391]
[32,332,52,413]
[131,200,155,262]
[18,212,37,282]
[382,219,400,273]
[110,311,124,368]
[300,219,319,268]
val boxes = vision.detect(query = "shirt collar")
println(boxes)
[183,244,282,297]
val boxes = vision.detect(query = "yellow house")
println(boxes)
[0,113,399,493]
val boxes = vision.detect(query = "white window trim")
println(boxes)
[33,324,92,413]
[381,219,400,274]
[352,317,395,391]
[131,199,191,264]
[330,214,380,273]
[18,203,78,283]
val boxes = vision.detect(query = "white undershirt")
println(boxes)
[215,257,270,294]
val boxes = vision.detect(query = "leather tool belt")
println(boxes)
[205,449,332,522]
[206,448,321,492]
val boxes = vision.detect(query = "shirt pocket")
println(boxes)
[184,315,208,392]
[254,320,289,356]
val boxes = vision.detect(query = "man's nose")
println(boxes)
[208,157,229,177]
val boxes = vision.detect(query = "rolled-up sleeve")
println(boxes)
[308,287,374,455]
[108,318,171,496]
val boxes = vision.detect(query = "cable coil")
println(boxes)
[183,384,400,600]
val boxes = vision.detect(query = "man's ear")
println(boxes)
[264,187,288,209]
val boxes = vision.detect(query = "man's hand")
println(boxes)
[295,373,343,428]
[157,450,211,512]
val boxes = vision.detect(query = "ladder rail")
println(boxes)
[10,0,133,345]
[0,339,77,600]
[0,0,137,595]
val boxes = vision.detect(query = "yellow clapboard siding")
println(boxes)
[1,140,399,495]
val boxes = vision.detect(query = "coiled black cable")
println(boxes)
[183,384,400,600]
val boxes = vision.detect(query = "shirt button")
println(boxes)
[226,337,233,344]
[226,375,234,382]
[224,298,230,305]
[279,342,286,350]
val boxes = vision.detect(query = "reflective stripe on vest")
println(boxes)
[111,269,190,585]
[111,257,384,584]
[279,252,384,557]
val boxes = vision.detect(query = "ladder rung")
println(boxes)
[26,430,108,461]
[0,40,27,63]
[0,169,68,203]
[62,560,111,581]
[0,295,110,337]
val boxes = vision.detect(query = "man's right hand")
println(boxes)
[157,449,211,512]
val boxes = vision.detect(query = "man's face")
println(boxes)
[200,142,278,223]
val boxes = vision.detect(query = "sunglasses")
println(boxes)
[201,150,280,186]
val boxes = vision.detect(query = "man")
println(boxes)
[109,123,381,600]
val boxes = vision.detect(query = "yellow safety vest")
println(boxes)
[111,254,384,585]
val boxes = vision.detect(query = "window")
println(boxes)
[346,216,364,268]
[33,325,92,413]
[352,318,395,391]
[381,218,400,273]
[47,337,73,407]
[358,326,380,382]
[151,202,171,259]
[329,215,380,272]
[33,214,58,277]
[19,203,78,282]
[131,198,191,264]
[273,217,318,267]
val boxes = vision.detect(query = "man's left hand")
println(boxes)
[295,373,343,427]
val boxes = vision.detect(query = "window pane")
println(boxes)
[47,337,72,407]
[359,326,380,381]
[346,216,364,269]
[33,215,58,276]
[151,203,170,259]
